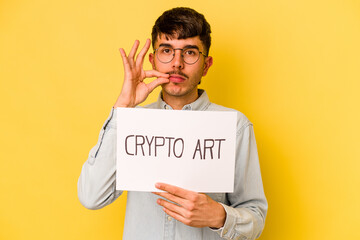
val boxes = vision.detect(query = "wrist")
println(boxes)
[113,104,133,108]
[211,202,226,229]
[113,99,135,108]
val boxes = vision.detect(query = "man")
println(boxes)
[78,7,267,240]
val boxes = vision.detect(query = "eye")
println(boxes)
[184,48,197,56]
[160,47,173,54]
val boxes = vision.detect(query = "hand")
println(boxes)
[113,39,169,108]
[153,183,226,229]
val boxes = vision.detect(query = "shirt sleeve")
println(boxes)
[77,108,122,210]
[212,123,268,240]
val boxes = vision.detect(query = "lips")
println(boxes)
[169,74,186,83]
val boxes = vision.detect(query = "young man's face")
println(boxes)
[149,35,213,101]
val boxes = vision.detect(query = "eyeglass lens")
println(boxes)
[156,46,200,64]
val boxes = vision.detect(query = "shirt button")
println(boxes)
[167,216,173,221]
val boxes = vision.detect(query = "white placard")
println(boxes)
[116,108,236,192]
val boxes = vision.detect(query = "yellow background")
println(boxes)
[1,0,359,239]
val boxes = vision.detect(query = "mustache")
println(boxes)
[166,71,189,79]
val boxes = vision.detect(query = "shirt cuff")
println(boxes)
[211,203,254,239]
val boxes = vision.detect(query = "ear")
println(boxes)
[149,53,156,70]
[202,56,213,76]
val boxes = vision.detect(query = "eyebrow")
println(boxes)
[158,43,200,50]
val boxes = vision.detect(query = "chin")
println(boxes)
[163,86,198,99]
[163,88,184,97]
[161,84,184,96]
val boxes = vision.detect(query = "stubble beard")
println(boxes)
[161,80,199,99]
[155,63,204,99]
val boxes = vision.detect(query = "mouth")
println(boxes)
[169,74,186,83]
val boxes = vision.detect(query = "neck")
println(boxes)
[162,89,199,110]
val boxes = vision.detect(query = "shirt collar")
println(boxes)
[157,89,211,111]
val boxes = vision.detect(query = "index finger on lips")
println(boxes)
[144,70,169,79]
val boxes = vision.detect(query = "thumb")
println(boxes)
[146,77,170,93]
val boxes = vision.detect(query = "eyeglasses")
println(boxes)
[154,46,207,65]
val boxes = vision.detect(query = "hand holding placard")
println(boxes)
[153,183,226,229]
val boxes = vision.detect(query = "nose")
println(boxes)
[172,49,184,69]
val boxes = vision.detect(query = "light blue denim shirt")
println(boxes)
[78,90,267,240]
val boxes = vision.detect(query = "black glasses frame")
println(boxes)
[154,47,207,65]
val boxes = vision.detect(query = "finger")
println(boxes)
[153,191,187,207]
[144,70,169,79]
[162,207,192,226]
[128,40,140,60]
[157,198,188,218]
[146,78,169,92]
[135,38,151,66]
[155,183,196,200]
[119,48,131,73]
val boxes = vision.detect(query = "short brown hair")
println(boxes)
[151,7,212,55]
